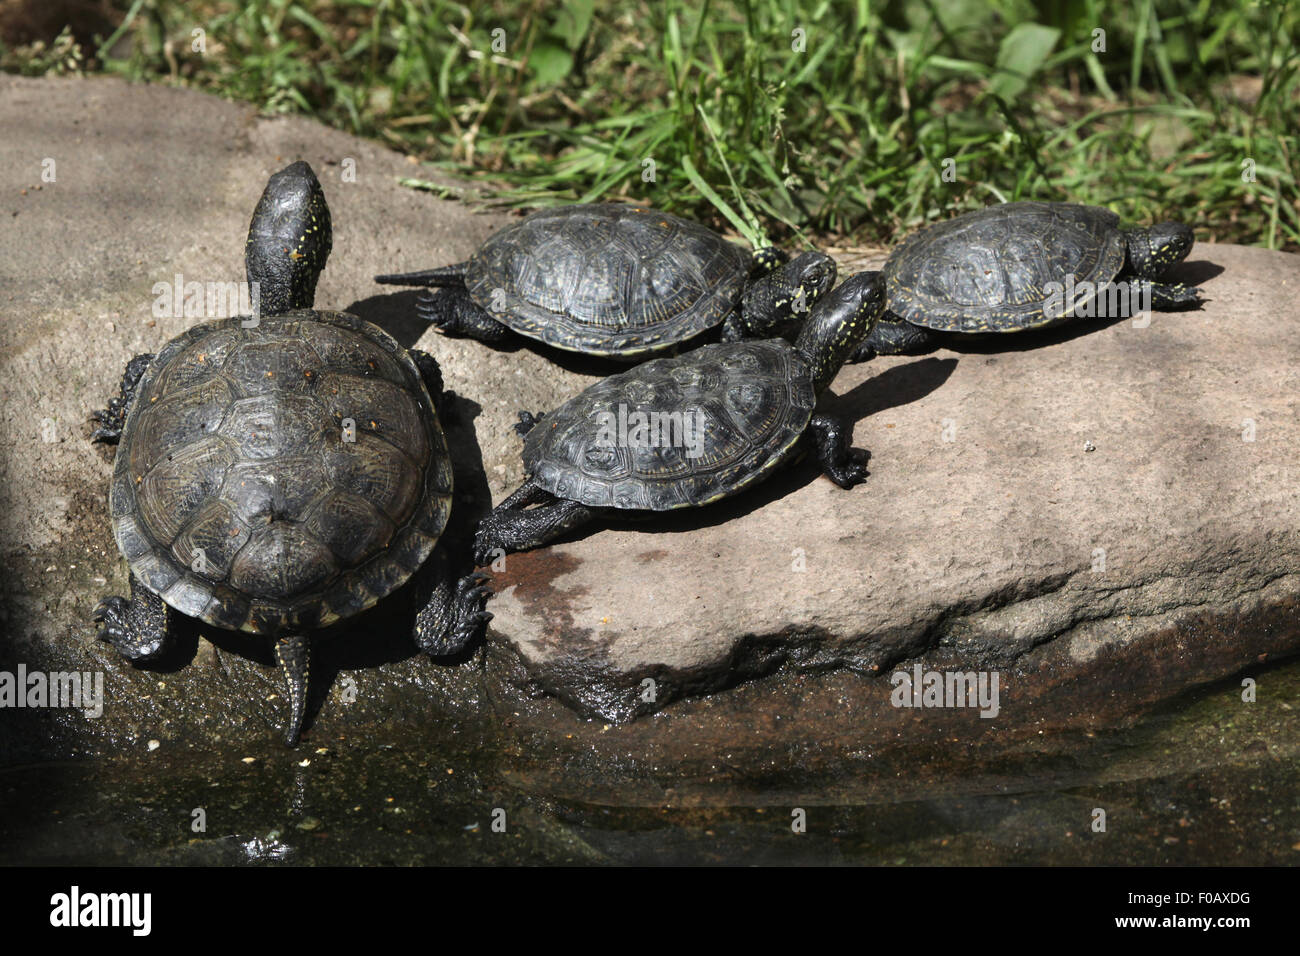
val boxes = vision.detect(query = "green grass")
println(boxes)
[5,0,1298,250]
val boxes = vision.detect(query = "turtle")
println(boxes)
[88,161,492,745]
[472,271,887,562]
[374,202,837,360]
[851,201,1203,360]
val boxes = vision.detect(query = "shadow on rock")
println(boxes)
[345,290,431,348]
[1168,258,1225,287]
[828,356,957,421]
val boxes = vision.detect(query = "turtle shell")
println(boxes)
[524,340,815,510]
[108,310,453,636]
[885,201,1127,332]
[465,203,753,357]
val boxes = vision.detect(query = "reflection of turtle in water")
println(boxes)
[853,201,1202,360]
[90,162,491,745]
[473,272,887,562]
[375,202,837,359]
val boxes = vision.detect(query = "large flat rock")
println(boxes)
[1,76,1297,775]
[489,242,1300,719]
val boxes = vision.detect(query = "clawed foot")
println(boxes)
[92,595,165,660]
[473,521,507,567]
[416,571,493,656]
[89,407,126,444]
[416,289,457,333]
[90,353,154,444]
[1149,281,1203,311]
[514,410,544,437]
[825,447,870,489]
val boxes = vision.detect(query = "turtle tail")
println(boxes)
[374,263,468,287]
[274,634,310,747]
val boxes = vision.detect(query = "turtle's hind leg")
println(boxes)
[417,288,514,346]
[93,575,169,660]
[413,549,494,656]
[807,413,870,489]
[90,354,154,444]
[473,480,596,564]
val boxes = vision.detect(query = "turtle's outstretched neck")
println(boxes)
[374,263,468,287]
[245,161,333,317]
[795,272,886,394]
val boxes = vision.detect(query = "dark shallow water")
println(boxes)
[3,656,1297,865]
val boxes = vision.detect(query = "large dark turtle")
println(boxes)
[472,272,886,561]
[89,162,491,745]
[853,201,1202,359]
[374,202,836,359]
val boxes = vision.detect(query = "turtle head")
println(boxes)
[245,161,333,317]
[1125,221,1193,279]
[737,250,837,339]
[795,271,887,394]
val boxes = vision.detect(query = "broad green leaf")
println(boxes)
[555,0,595,51]
[528,42,572,88]
[989,23,1060,103]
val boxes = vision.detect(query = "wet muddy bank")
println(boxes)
[4,656,1297,865]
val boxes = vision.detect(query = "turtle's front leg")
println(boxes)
[473,480,596,564]
[90,353,154,444]
[413,548,493,656]
[750,246,790,274]
[850,313,940,361]
[807,413,870,489]
[409,347,468,425]
[417,287,514,345]
[1146,280,1203,311]
[92,575,169,660]
[719,310,753,343]
[513,410,545,437]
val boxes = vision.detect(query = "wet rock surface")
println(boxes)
[1,75,1298,798]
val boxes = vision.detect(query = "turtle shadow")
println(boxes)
[1167,259,1224,287]
[344,290,431,348]
[910,300,1211,359]
[175,390,493,743]
[348,291,715,378]
[925,317,1128,356]
[519,356,957,547]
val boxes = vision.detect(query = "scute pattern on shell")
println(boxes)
[523,340,816,510]
[109,310,453,636]
[886,201,1128,332]
[465,203,752,355]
